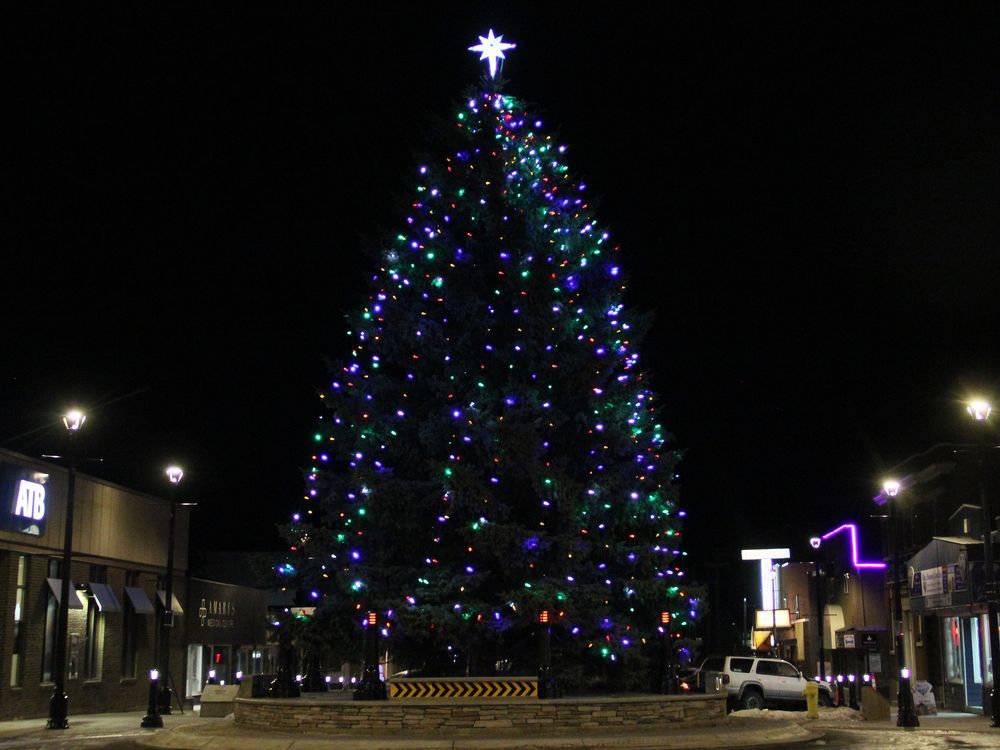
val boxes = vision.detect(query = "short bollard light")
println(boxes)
[207,669,217,685]
[848,674,859,710]
[836,675,845,706]
[141,669,163,728]
[898,667,919,727]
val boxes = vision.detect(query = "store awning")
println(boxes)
[124,586,155,615]
[46,578,84,609]
[157,590,184,615]
[88,582,122,613]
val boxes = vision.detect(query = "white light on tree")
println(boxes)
[469,29,516,79]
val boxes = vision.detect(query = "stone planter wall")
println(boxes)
[234,693,726,734]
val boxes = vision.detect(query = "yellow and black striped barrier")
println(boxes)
[388,676,538,699]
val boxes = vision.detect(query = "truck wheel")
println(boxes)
[741,689,765,710]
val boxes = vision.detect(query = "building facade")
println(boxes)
[0,448,190,720]
[886,443,998,715]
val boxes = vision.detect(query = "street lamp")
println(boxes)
[883,479,919,727]
[967,399,1000,728]
[156,466,183,715]
[46,409,85,730]
[809,535,827,682]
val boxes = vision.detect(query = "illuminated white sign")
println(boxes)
[742,547,791,611]
[14,479,46,521]
[755,608,791,629]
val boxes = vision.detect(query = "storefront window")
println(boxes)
[84,566,106,680]
[10,555,27,687]
[943,616,963,684]
[981,613,993,687]
[969,617,983,686]
[121,571,139,678]
[41,559,59,683]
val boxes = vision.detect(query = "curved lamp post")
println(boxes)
[46,409,85,730]
[967,399,1000,728]
[883,479,919,727]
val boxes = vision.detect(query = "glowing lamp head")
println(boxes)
[900,667,910,680]
[863,674,871,683]
[539,610,549,624]
[809,536,821,550]
[166,466,184,485]
[63,409,86,433]
[967,399,992,422]
[150,668,159,681]
[883,480,901,498]
[836,674,843,683]
[848,674,855,683]
[367,611,377,626]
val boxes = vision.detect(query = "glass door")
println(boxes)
[186,645,204,698]
[963,617,983,709]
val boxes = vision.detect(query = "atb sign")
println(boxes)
[1,464,50,536]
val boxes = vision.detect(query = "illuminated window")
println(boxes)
[982,614,994,686]
[84,565,106,680]
[10,555,27,687]
[943,617,963,684]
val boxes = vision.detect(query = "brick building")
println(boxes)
[0,447,191,720]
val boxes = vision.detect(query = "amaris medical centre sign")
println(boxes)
[1,463,50,536]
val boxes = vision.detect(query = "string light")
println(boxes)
[280,71,694,664]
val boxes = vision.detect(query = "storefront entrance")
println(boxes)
[962,617,983,709]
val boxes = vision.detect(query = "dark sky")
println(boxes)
[6,4,1000,634]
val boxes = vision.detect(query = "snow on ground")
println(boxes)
[730,706,864,722]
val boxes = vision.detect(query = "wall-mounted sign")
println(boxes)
[1,463,50,536]
[911,564,966,598]
[186,578,269,645]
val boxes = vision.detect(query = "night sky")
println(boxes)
[6,4,999,640]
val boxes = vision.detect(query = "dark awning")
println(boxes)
[124,586,155,615]
[157,590,184,615]
[46,578,84,609]
[88,582,122,613]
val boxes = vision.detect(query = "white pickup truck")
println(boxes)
[689,655,833,710]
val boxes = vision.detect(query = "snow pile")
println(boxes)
[730,709,800,721]
[730,706,863,722]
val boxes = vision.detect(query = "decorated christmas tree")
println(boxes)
[282,31,697,688]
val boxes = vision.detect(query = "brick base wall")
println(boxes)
[234,693,726,734]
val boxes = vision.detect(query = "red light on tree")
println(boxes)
[660,611,670,625]
[368,611,378,626]
[539,610,549,624]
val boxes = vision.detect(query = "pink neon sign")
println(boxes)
[820,523,887,570]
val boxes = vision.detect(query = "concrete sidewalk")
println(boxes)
[0,707,994,750]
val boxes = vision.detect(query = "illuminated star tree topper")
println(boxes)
[468,29,516,79]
